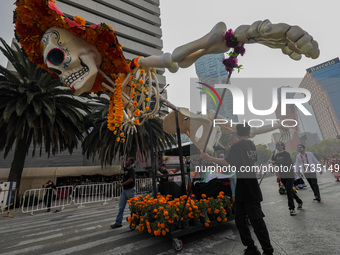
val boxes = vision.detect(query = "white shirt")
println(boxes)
[295,151,319,173]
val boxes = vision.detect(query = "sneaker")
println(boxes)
[244,245,261,255]
[290,209,296,216]
[297,202,303,210]
[110,223,122,229]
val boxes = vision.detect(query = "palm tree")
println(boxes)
[83,97,176,166]
[0,38,91,193]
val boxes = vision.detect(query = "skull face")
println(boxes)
[41,27,102,96]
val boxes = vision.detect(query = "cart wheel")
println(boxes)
[130,224,136,231]
[173,238,183,252]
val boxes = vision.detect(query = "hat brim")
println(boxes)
[14,0,129,93]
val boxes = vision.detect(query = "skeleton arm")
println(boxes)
[138,20,319,72]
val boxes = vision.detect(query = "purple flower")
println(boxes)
[222,57,238,72]
[225,29,234,39]
[225,29,238,48]
[234,44,246,56]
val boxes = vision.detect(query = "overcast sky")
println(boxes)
[1,0,339,144]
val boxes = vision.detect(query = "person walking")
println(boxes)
[295,144,322,202]
[44,180,56,212]
[200,123,274,255]
[111,157,136,229]
[269,142,303,216]
[157,163,169,195]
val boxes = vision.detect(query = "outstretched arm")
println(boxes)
[139,20,319,72]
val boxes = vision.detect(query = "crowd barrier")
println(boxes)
[0,182,18,218]
[22,186,73,215]
[21,178,153,215]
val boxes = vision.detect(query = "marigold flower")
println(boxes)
[131,92,137,98]
[142,89,147,93]
[120,132,124,137]
[133,101,138,107]
[131,83,137,89]
[140,69,145,74]
[116,137,120,142]
[134,109,140,116]
[139,79,144,84]
[134,119,139,125]
[145,98,150,102]
[73,16,86,26]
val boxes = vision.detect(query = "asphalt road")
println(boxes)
[0,171,339,255]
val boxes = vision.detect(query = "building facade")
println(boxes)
[299,58,340,139]
[194,54,238,122]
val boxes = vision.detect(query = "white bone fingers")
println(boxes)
[234,20,320,60]
[172,22,229,65]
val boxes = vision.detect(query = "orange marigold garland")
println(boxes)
[107,74,125,131]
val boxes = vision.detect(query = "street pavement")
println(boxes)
[0,171,339,255]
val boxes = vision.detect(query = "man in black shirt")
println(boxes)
[269,142,303,216]
[200,123,273,255]
[111,157,136,229]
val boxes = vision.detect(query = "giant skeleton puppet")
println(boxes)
[14,0,319,151]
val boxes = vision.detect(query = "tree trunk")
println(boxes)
[7,138,30,195]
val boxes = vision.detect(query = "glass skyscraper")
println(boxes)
[299,58,340,139]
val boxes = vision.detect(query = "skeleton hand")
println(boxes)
[234,20,320,60]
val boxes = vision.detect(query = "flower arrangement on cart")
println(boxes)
[127,191,234,236]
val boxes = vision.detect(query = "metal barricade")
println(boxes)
[0,187,18,218]
[20,179,150,215]
[73,183,114,208]
[135,178,152,195]
[22,186,73,215]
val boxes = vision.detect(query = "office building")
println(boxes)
[299,58,340,139]
[195,54,238,122]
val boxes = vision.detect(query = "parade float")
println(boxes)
[14,0,320,251]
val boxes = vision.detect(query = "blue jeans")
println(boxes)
[115,187,136,225]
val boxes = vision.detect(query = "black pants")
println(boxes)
[304,173,321,199]
[234,201,274,254]
[281,178,302,210]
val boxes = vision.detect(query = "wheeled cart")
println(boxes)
[129,214,235,252]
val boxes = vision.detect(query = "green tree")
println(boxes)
[256,144,272,165]
[308,138,340,159]
[0,38,91,193]
[83,97,176,166]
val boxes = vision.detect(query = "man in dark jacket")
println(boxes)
[44,180,56,212]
